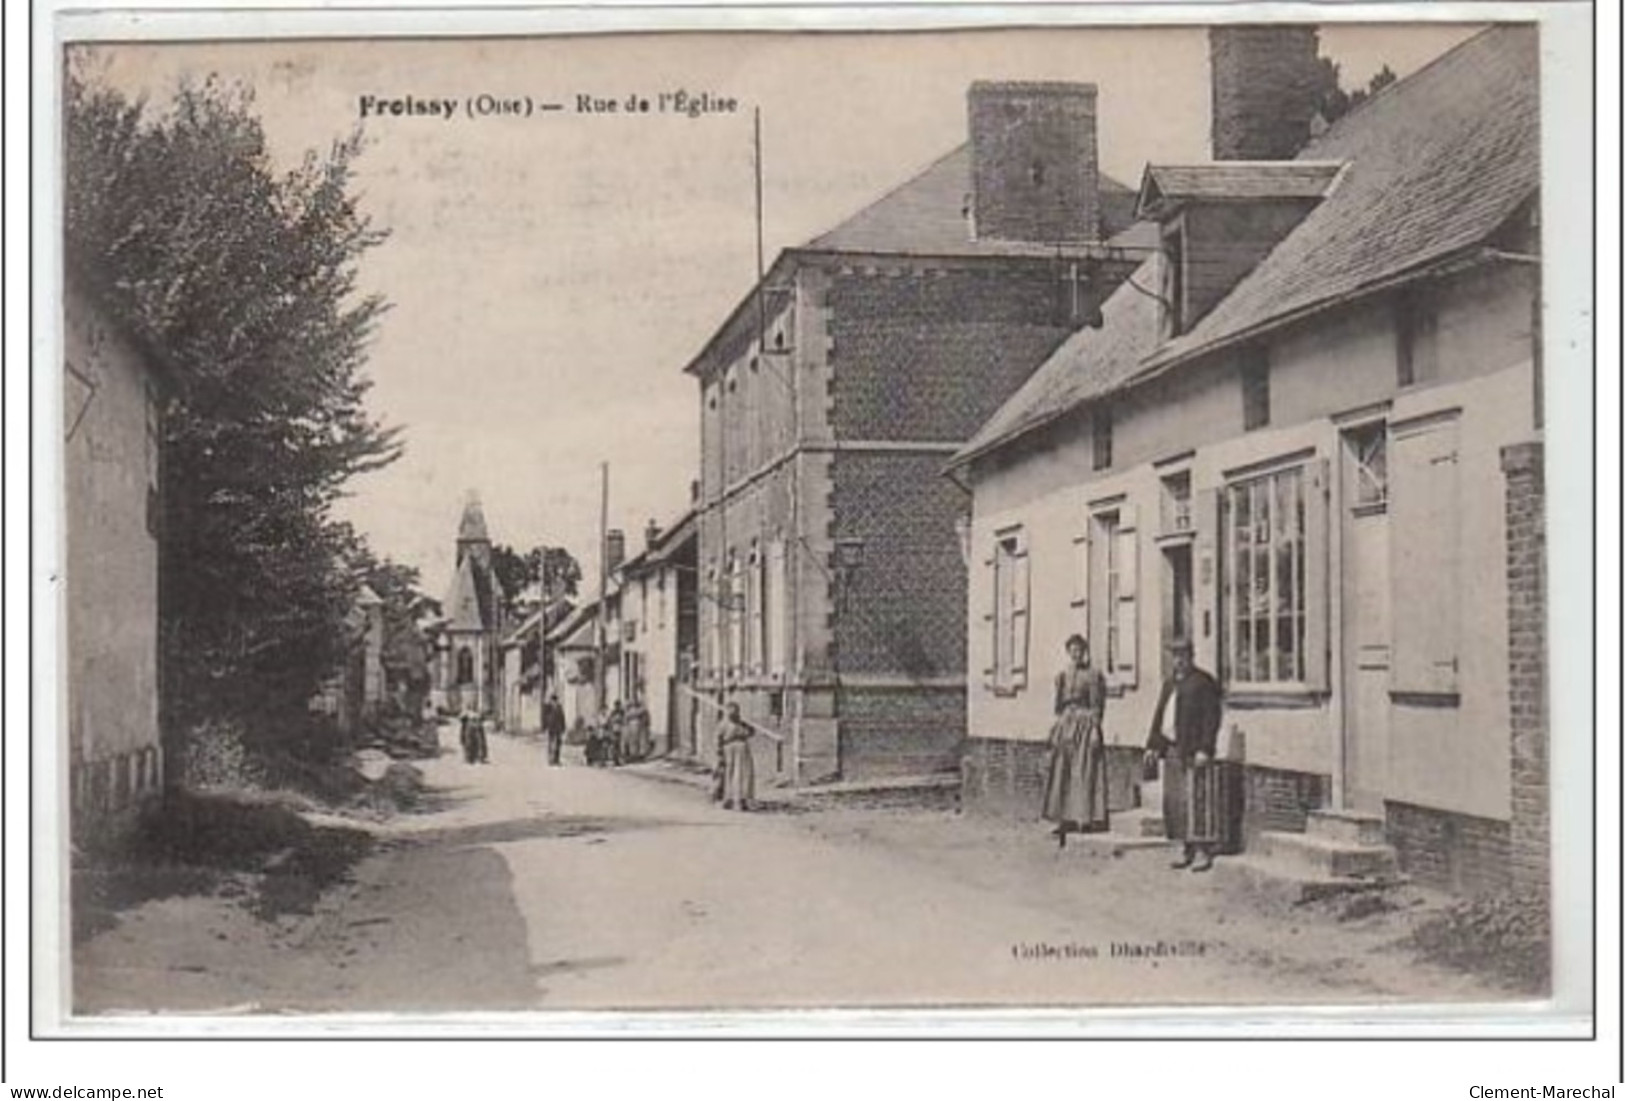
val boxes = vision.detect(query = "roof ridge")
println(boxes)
[1308,23,1504,148]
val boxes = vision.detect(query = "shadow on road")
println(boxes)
[395,813,722,851]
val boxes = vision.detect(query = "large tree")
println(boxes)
[65,69,401,742]
[491,543,582,618]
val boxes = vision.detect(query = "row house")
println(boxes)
[685,79,1148,783]
[499,597,574,733]
[615,512,700,758]
[949,26,1546,898]
[64,274,170,846]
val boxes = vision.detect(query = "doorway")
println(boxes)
[1340,422,1392,812]
[1160,543,1194,680]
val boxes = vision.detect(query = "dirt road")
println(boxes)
[74,724,1505,1015]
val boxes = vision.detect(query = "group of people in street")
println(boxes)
[1041,634,1229,873]
[457,709,490,765]
[574,699,654,768]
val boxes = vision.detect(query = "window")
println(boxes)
[456,647,475,685]
[1220,462,1328,689]
[1395,291,1438,387]
[746,542,763,673]
[1163,226,1186,337]
[1160,470,1192,536]
[708,562,725,676]
[657,575,668,631]
[1241,350,1271,431]
[765,540,788,676]
[727,551,744,677]
[1091,406,1113,471]
[984,530,1030,693]
[1092,507,1139,686]
[1347,423,1389,509]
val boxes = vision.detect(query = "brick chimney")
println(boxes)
[1209,25,1321,161]
[606,528,626,574]
[968,81,1100,244]
[644,519,662,550]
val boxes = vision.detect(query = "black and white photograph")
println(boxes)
[29,1,1604,1065]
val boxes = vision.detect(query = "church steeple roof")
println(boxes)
[457,492,490,543]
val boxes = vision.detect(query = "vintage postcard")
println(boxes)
[37,1,1596,1042]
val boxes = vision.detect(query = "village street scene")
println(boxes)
[57,18,1559,1023]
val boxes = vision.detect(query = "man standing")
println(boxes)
[542,693,567,766]
[1144,638,1224,872]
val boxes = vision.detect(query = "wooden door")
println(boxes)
[1341,424,1392,811]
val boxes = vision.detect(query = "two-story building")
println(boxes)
[949,25,1545,899]
[686,80,1147,784]
[616,512,700,758]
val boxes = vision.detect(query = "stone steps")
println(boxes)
[1305,807,1387,846]
[1253,829,1400,879]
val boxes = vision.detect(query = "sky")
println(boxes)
[78,20,1479,605]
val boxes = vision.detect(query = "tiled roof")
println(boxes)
[1148,24,1538,369]
[954,25,1539,466]
[956,256,1164,461]
[1136,161,1344,218]
[805,144,1141,257]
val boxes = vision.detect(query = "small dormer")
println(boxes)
[1136,161,1343,337]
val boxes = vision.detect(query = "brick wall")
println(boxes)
[968,82,1100,244]
[961,738,1141,817]
[1240,765,1326,846]
[1386,800,1511,896]
[839,685,964,778]
[1502,441,1548,906]
[828,267,1074,442]
[1209,25,1320,161]
[832,452,966,679]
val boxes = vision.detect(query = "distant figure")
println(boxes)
[624,700,652,762]
[584,720,607,767]
[474,711,491,764]
[1041,634,1110,848]
[605,702,627,766]
[716,703,755,812]
[459,708,483,765]
[542,694,567,766]
[1144,638,1224,872]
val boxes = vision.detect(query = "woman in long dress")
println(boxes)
[1041,634,1109,847]
[717,703,756,812]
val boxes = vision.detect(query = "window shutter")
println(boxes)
[1115,504,1139,686]
[1390,417,1461,695]
[1071,528,1091,621]
[750,551,766,674]
[768,542,788,676]
[1193,489,1222,677]
[980,552,997,686]
[1011,542,1031,687]
[1302,459,1331,693]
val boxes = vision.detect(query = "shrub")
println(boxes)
[1408,892,1551,993]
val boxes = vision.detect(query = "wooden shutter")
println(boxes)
[1193,488,1222,678]
[749,549,766,674]
[979,550,997,687]
[1115,504,1139,686]
[1071,528,1091,612]
[1010,538,1031,688]
[1390,416,1461,695]
[1302,459,1331,693]
[767,541,788,676]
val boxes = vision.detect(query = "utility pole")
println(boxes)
[596,462,609,719]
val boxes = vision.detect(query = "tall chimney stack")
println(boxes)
[606,528,626,574]
[968,81,1100,244]
[1209,25,1322,161]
